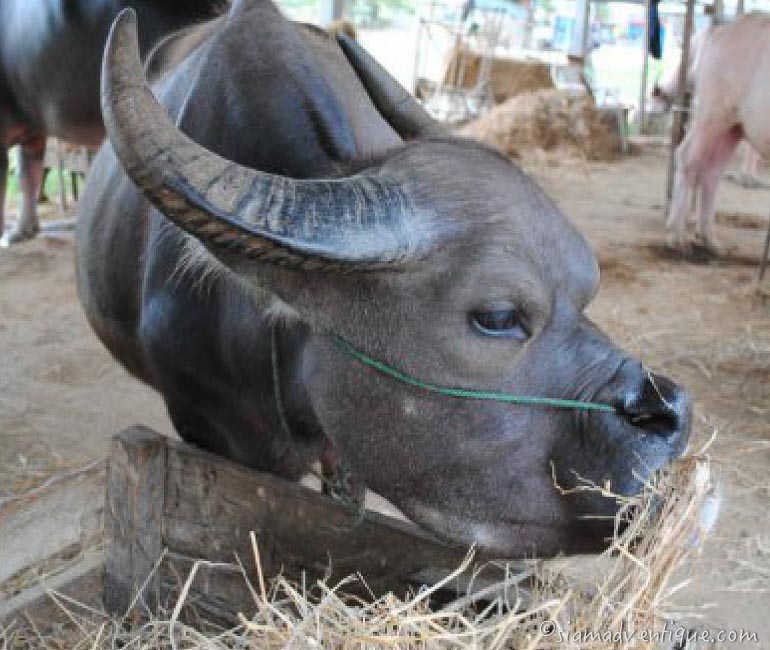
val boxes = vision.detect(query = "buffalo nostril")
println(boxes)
[618,372,689,438]
[626,410,679,435]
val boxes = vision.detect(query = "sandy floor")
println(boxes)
[2,147,770,642]
[0,221,170,499]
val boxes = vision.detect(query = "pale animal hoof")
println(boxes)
[703,240,725,257]
[6,224,40,245]
[665,232,691,256]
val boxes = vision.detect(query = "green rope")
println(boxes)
[331,335,617,413]
[272,325,366,524]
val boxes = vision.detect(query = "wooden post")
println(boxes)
[664,0,695,213]
[638,0,651,134]
[758,210,770,284]
[55,141,67,211]
[71,172,79,202]
[104,426,167,616]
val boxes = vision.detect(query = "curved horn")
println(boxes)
[101,9,427,271]
[336,33,448,139]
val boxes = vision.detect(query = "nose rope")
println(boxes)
[645,366,677,412]
[331,335,617,413]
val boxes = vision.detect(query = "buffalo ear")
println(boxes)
[335,33,448,140]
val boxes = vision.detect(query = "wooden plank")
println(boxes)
[164,432,465,614]
[103,426,167,616]
[0,461,104,597]
[162,436,468,603]
[0,550,104,623]
[103,428,529,623]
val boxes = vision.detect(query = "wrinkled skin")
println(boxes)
[0,0,226,244]
[77,0,691,558]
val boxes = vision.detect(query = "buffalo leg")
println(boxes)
[0,148,7,243]
[8,137,46,244]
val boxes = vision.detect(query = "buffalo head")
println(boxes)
[100,10,691,556]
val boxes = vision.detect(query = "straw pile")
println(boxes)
[1,454,716,649]
[460,89,623,162]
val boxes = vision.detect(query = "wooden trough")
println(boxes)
[104,426,474,623]
[2,426,513,626]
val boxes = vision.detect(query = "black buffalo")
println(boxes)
[77,0,691,557]
[0,0,225,244]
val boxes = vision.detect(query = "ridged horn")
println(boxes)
[101,9,427,271]
[336,32,448,140]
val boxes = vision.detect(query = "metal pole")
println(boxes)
[569,0,591,59]
[664,0,696,215]
[713,0,724,22]
[318,0,343,25]
[638,0,651,134]
[524,0,535,50]
[412,10,423,96]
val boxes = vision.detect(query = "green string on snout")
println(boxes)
[331,335,617,414]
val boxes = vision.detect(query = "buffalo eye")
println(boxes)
[470,308,529,340]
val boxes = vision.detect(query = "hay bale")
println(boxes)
[326,18,357,41]
[443,46,555,102]
[2,454,717,649]
[460,89,623,162]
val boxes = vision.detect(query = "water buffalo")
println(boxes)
[77,0,691,557]
[0,0,226,245]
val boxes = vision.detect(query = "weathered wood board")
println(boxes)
[0,461,105,621]
[104,426,484,623]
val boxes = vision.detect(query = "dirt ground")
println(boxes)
[2,146,770,643]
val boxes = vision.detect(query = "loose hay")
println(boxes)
[1,455,716,649]
[459,89,623,162]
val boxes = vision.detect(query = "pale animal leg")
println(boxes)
[666,135,697,251]
[741,144,760,178]
[697,128,741,255]
[8,137,45,244]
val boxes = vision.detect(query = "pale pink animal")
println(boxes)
[651,27,710,112]
[666,13,770,254]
